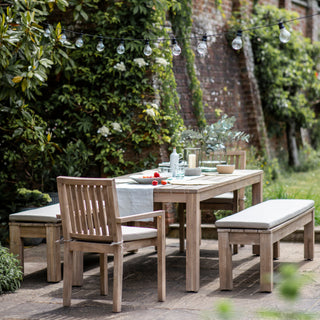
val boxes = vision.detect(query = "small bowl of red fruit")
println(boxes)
[130,172,169,185]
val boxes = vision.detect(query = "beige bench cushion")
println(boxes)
[215,199,314,229]
[9,204,61,223]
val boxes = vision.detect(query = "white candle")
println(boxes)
[188,154,196,168]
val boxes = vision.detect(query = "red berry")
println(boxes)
[154,172,160,178]
[152,180,158,186]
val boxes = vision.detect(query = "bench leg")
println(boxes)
[46,224,61,282]
[218,231,233,290]
[260,233,273,292]
[273,241,280,260]
[304,219,314,260]
[9,224,24,273]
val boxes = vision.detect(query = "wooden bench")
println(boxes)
[215,199,315,292]
[9,204,62,282]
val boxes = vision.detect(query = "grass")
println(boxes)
[257,167,320,225]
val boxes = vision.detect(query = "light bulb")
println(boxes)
[117,40,125,54]
[44,27,50,38]
[60,30,67,44]
[197,35,207,55]
[172,38,181,56]
[75,35,84,48]
[96,37,105,52]
[232,30,243,50]
[143,40,152,56]
[278,22,290,43]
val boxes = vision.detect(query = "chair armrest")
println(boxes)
[116,210,165,224]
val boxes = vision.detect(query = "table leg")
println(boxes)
[186,193,200,292]
[252,178,263,255]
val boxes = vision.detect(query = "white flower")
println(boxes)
[155,57,169,67]
[146,109,156,117]
[97,126,110,137]
[111,122,122,132]
[133,58,148,68]
[114,62,126,72]
[150,103,159,110]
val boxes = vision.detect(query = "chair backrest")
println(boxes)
[213,150,246,169]
[57,176,121,243]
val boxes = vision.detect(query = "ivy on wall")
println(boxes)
[170,0,206,128]
[34,0,185,181]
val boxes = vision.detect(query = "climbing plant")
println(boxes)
[229,4,320,168]
[169,0,206,128]
[33,0,185,182]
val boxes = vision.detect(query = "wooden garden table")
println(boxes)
[153,169,263,292]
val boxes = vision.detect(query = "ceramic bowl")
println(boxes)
[216,164,235,174]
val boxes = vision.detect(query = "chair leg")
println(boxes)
[112,246,123,313]
[63,243,73,306]
[100,253,108,295]
[72,251,84,286]
[157,215,166,302]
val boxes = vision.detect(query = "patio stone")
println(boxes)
[1,238,320,319]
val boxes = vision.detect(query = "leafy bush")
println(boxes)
[0,245,23,294]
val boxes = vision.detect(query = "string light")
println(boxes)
[75,33,84,48]
[278,22,291,43]
[117,39,125,54]
[96,36,105,52]
[197,34,207,55]
[171,38,182,56]
[40,12,319,56]
[143,39,152,56]
[59,29,67,44]
[232,30,243,50]
[44,27,50,38]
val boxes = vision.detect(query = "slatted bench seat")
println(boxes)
[9,204,62,282]
[215,199,315,292]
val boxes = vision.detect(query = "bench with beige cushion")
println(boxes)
[9,204,62,282]
[215,199,315,292]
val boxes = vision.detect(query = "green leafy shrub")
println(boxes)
[16,188,52,209]
[0,245,23,294]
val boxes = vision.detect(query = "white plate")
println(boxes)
[130,175,170,184]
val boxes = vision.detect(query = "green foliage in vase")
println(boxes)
[0,245,23,294]
[178,113,249,152]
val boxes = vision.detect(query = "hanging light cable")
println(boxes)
[232,30,243,50]
[171,38,182,56]
[278,22,291,43]
[197,34,207,55]
[143,39,152,56]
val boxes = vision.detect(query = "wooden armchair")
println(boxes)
[57,176,166,313]
[178,150,246,252]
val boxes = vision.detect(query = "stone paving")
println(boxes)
[1,238,320,319]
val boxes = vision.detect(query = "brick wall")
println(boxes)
[173,0,319,154]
